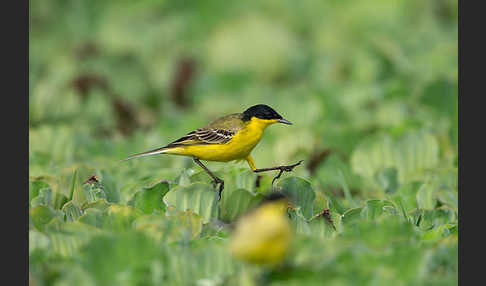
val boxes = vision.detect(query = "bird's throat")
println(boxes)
[248,117,277,131]
[242,117,274,143]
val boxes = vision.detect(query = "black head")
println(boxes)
[241,104,292,124]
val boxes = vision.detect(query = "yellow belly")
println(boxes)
[165,126,264,162]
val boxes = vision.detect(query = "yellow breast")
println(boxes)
[166,117,276,162]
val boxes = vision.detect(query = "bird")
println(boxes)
[124,104,303,198]
[229,192,292,266]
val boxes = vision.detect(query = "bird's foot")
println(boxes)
[271,160,304,185]
[212,178,224,200]
[278,160,304,172]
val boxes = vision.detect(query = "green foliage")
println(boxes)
[62,201,83,222]
[278,177,316,219]
[78,231,160,285]
[30,205,61,232]
[351,130,440,185]
[163,182,219,224]
[30,0,457,285]
[128,181,169,214]
[219,188,263,222]
[29,180,50,205]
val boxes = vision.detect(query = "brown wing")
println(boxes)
[165,127,236,148]
[164,113,245,148]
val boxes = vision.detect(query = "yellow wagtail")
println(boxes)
[124,104,302,198]
[229,192,292,265]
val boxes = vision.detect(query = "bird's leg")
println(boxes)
[193,158,224,200]
[246,156,303,186]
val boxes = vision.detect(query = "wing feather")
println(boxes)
[163,113,245,148]
[165,127,236,147]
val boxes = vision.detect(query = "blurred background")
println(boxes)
[29,0,458,285]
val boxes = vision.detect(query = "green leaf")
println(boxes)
[53,192,69,210]
[82,198,110,212]
[30,186,68,210]
[309,212,338,238]
[391,181,423,213]
[48,222,100,258]
[176,169,192,186]
[144,207,205,242]
[189,170,215,184]
[435,169,458,211]
[289,207,311,235]
[78,232,159,285]
[341,207,363,225]
[360,199,395,220]
[277,177,316,219]
[351,130,440,184]
[422,224,454,242]
[396,197,410,222]
[105,204,143,231]
[172,209,204,240]
[383,205,399,216]
[338,170,357,207]
[163,182,219,224]
[254,174,274,195]
[62,201,83,222]
[361,199,382,220]
[234,169,258,192]
[78,208,105,228]
[326,193,346,215]
[82,181,107,203]
[128,181,170,214]
[30,188,52,208]
[68,170,77,201]
[71,174,86,208]
[437,190,458,211]
[411,208,456,231]
[132,215,167,242]
[30,205,60,231]
[417,183,436,210]
[29,180,50,206]
[375,167,399,194]
[98,171,120,203]
[315,153,363,192]
[313,191,329,215]
[219,188,263,222]
[29,230,50,254]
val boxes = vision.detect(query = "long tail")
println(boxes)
[122,146,170,161]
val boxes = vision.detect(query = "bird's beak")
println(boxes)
[277,118,293,125]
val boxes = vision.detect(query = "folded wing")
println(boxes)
[166,127,235,147]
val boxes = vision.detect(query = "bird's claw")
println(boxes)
[212,179,224,200]
[271,160,304,186]
[280,160,304,172]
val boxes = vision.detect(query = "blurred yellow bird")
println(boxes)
[124,104,302,198]
[229,193,292,265]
